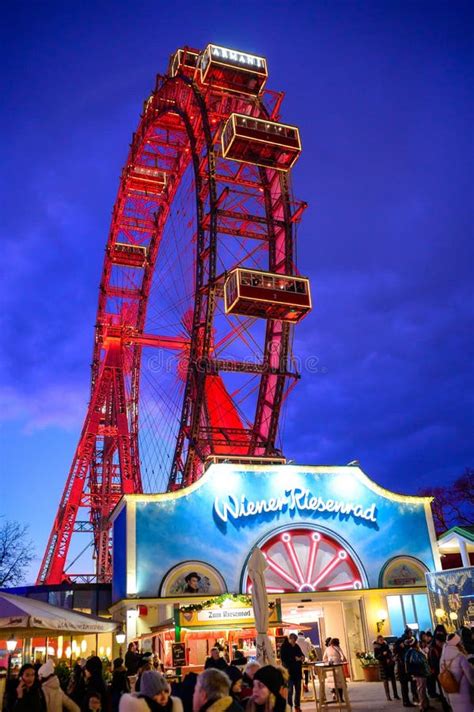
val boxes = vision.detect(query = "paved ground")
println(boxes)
[300,681,446,711]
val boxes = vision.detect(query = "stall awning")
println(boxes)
[0,591,118,636]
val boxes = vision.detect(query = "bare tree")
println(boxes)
[418,468,474,536]
[0,519,35,587]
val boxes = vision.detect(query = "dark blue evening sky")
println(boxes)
[1,0,473,580]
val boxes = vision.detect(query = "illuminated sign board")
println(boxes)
[112,464,437,601]
[214,487,377,525]
[197,607,253,622]
[209,45,266,70]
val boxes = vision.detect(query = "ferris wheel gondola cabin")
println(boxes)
[168,47,200,78]
[222,113,301,171]
[199,44,268,95]
[224,268,311,323]
[109,242,148,268]
[125,165,167,197]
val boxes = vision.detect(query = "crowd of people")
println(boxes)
[373,624,474,711]
[2,625,473,712]
[1,648,291,712]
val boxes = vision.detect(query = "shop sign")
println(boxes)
[172,642,186,667]
[214,487,377,526]
[197,607,253,622]
[179,603,279,628]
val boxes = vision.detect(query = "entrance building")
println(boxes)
[110,463,439,679]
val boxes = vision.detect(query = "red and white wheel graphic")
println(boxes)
[247,528,363,593]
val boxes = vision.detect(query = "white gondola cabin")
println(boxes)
[168,48,200,78]
[224,268,311,323]
[221,114,301,171]
[199,44,268,96]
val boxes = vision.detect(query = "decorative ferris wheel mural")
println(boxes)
[246,528,364,594]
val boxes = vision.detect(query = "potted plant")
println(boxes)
[356,652,380,682]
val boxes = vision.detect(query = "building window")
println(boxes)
[387,593,432,634]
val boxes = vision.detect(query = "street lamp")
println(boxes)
[115,628,126,656]
[6,635,17,680]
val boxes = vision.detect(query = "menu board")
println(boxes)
[172,642,186,667]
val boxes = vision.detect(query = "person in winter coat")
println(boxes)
[225,666,243,705]
[125,644,141,677]
[230,650,247,669]
[170,672,198,712]
[404,639,430,711]
[373,634,400,701]
[322,638,346,703]
[9,663,46,712]
[428,632,450,712]
[82,657,108,711]
[110,657,131,712]
[245,665,289,712]
[120,670,184,712]
[393,635,417,708]
[459,626,474,657]
[279,634,304,712]
[204,648,229,672]
[67,661,86,705]
[239,662,260,701]
[439,632,474,712]
[191,669,242,712]
[38,659,80,712]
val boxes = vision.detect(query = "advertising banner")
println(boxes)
[425,566,474,631]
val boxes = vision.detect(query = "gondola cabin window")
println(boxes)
[222,114,301,171]
[199,44,268,95]
[224,268,311,323]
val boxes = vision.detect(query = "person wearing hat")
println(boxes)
[184,573,201,594]
[38,659,80,712]
[225,666,244,705]
[119,670,184,712]
[246,665,288,712]
[439,633,474,712]
[192,668,242,712]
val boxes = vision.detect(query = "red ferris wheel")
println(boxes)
[38,44,312,585]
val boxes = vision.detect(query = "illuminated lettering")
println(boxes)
[214,487,377,525]
[209,45,265,70]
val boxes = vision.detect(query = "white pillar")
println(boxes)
[458,536,470,568]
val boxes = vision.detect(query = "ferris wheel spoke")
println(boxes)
[264,554,300,589]
[311,553,345,589]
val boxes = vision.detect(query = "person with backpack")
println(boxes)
[393,634,417,708]
[439,633,474,712]
[404,638,431,711]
